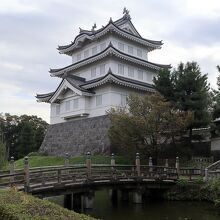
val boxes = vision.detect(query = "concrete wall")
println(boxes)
[39,115,111,156]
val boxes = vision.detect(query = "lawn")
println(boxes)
[12,155,132,170]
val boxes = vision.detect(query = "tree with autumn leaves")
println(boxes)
[108,93,192,158]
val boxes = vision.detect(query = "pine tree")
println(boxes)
[154,62,210,141]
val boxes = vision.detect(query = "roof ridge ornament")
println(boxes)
[91,23,97,32]
[109,17,113,23]
[123,7,131,20]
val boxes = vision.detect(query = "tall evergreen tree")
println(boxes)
[212,66,220,119]
[154,62,210,141]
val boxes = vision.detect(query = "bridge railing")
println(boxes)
[0,153,207,192]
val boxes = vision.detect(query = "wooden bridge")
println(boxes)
[0,153,205,196]
[0,153,209,208]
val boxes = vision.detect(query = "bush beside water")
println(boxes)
[0,188,97,220]
[165,178,220,206]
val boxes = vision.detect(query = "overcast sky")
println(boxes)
[1,0,220,123]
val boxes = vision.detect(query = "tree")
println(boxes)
[0,128,8,168]
[0,114,48,159]
[212,66,220,119]
[154,62,210,141]
[210,66,220,137]
[108,93,192,159]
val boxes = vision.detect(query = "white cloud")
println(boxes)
[0,0,219,123]
[0,0,40,14]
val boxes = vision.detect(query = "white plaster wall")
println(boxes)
[69,59,111,81]
[110,35,148,61]
[71,37,109,63]
[50,95,88,124]
[69,58,156,84]
[71,35,150,63]
[50,84,149,124]
[109,59,157,84]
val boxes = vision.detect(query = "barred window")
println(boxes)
[96,95,102,106]
[118,64,124,75]
[128,66,134,77]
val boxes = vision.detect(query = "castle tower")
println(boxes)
[36,9,170,155]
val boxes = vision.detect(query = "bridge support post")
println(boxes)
[64,193,74,210]
[10,156,15,186]
[204,168,208,182]
[109,189,118,204]
[133,190,142,204]
[24,156,30,192]
[83,191,94,209]
[136,153,141,177]
[149,157,153,175]
[86,152,91,179]
[120,190,129,201]
[175,157,180,175]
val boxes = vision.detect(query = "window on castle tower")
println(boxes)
[92,46,97,55]
[118,64,124,75]
[146,72,153,82]
[84,50,89,59]
[77,53,81,61]
[128,46,133,54]
[137,48,142,57]
[55,105,60,115]
[128,66,134,77]
[73,99,79,109]
[91,67,96,78]
[138,69,144,80]
[65,100,71,111]
[121,94,127,107]
[96,95,102,106]
[100,64,105,75]
[118,42,124,51]
[100,42,106,51]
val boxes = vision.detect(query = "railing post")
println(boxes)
[57,169,61,184]
[10,156,15,186]
[204,168,208,182]
[175,156,180,175]
[149,156,153,173]
[64,153,69,166]
[164,158,168,174]
[86,151,91,179]
[111,153,115,169]
[165,159,169,168]
[135,153,140,177]
[24,156,30,192]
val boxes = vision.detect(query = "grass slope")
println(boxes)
[0,188,97,220]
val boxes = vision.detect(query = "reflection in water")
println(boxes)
[48,190,220,220]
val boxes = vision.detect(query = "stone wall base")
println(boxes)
[39,115,111,156]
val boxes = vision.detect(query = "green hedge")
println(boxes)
[0,189,97,220]
[164,178,220,206]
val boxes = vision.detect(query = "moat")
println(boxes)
[48,190,220,220]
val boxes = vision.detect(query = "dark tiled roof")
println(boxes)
[81,70,154,91]
[58,16,162,51]
[50,44,171,75]
[36,92,54,98]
